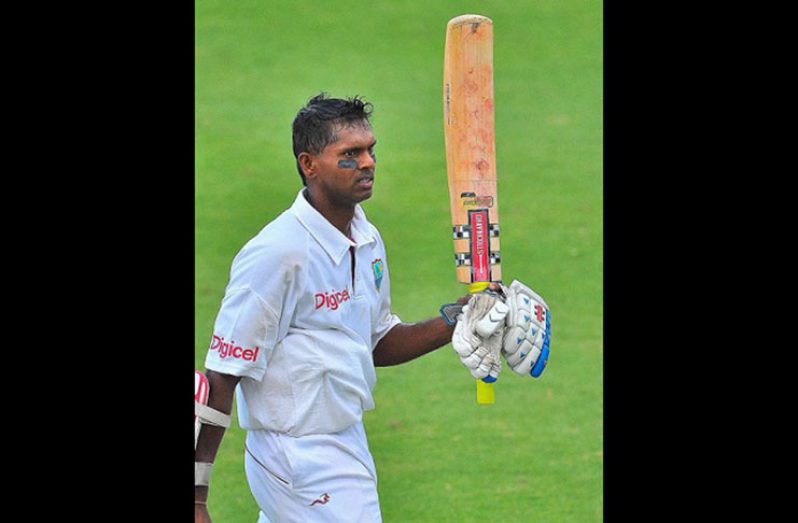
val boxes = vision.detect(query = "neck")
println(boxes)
[303,188,354,237]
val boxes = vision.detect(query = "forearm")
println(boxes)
[195,370,240,501]
[373,316,455,367]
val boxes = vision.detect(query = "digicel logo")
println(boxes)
[314,286,350,311]
[209,335,260,361]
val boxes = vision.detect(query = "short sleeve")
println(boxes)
[369,230,402,350]
[372,310,402,351]
[204,286,278,380]
[204,233,303,380]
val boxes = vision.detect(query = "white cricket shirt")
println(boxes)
[204,188,402,436]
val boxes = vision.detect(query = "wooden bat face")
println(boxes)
[443,14,501,285]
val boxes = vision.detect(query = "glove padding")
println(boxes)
[501,280,551,378]
[451,291,509,382]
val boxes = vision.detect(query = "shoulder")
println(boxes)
[231,210,309,277]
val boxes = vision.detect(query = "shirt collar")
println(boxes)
[290,188,375,265]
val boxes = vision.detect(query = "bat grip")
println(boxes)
[470,281,495,405]
[476,379,495,405]
[468,281,490,293]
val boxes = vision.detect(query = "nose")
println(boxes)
[359,150,376,170]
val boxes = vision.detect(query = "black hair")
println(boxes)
[291,93,374,185]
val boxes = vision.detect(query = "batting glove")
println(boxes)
[451,291,509,382]
[501,280,551,378]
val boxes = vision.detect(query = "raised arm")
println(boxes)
[372,291,472,367]
[372,317,455,367]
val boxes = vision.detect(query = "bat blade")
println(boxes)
[443,14,501,405]
[443,14,501,286]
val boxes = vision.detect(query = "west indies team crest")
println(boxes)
[372,258,384,291]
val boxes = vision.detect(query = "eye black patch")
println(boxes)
[338,159,358,169]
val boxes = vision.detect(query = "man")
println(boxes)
[194,93,550,522]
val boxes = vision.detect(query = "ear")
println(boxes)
[298,152,316,180]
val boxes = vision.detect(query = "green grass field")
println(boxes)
[196,1,602,521]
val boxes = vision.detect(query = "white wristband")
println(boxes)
[195,462,213,486]
[195,401,232,428]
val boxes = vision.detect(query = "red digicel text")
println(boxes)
[314,287,350,311]
[209,335,260,361]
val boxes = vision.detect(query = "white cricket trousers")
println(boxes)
[244,421,382,522]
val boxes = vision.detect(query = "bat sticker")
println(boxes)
[469,209,490,281]
[460,192,494,208]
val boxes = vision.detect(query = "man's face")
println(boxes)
[306,122,377,207]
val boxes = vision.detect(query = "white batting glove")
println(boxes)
[451,291,509,382]
[501,280,551,378]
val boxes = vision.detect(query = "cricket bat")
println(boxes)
[442,14,502,405]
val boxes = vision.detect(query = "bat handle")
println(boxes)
[439,281,498,405]
[476,379,495,405]
[468,281,490,293]
[468,282,496,405]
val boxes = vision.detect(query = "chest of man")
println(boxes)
[294,240,387,347]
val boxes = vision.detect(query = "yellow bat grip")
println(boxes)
[469,281,495,405]
[468,281,490,293]
[476,379,495,404]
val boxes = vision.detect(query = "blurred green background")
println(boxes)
[196,0,602,521]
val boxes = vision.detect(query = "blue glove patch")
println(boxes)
[530,346,549,378]
[439,303,464,326]
[482,375,497,383]
[530,311,551,378]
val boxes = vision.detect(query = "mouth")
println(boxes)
[356,172,374,189]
